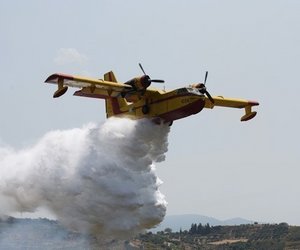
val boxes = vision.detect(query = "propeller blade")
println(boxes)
[204,71,208,85]
[139,63,165,84]
[205,90,215,104]
[139,63,147,75]
[199,86,206,94]
[150,79,165,83]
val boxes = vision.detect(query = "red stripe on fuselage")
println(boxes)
[158,98,205,122]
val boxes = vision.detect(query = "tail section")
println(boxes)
[103,71,129,118]
[105,97,129,118]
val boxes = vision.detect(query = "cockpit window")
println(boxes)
[186,88,200,94]
[177,87,201,95]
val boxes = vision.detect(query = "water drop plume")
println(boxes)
[0,118,170,238]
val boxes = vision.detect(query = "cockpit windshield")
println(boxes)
[186,87,201,94]
[176,87,201,95]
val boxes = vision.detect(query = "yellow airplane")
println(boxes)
[45,64,259,125]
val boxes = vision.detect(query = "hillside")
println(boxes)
[0,217,92,249]
[137,223,300,249]
[0,217,300,249]
[152,214,254,232]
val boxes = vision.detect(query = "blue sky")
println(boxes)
[1,0,300,225]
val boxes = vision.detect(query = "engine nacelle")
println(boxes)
[124,75,151,91]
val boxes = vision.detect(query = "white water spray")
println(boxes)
[0,118,169,238]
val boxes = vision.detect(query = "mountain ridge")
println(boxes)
[152,214,255,232]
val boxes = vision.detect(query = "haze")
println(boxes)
[1,0,299,225]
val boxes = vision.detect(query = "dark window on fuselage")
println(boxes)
[176,88,188,94]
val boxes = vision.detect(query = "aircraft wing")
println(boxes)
[45,73,132,98]
[205,96,259,121]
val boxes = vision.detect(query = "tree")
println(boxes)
[197,223,203,234]
[189,223,198,235]
[204,223,211,235]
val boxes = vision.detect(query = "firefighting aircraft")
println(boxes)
[45,64,259,125]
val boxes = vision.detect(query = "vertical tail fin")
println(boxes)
[103,71,128,118]
[105,97,127,118]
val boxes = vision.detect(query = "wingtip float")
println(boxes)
[45,64,259,124]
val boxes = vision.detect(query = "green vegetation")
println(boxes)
[134,222,300,249]
[1,217,300,249]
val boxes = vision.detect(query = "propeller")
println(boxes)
[139,63,165,83]
[198,71,214,104]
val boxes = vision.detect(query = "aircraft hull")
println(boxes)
[158,98,205,122]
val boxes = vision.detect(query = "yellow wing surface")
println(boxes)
[45,73,132,98]
[205,96,259,121]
